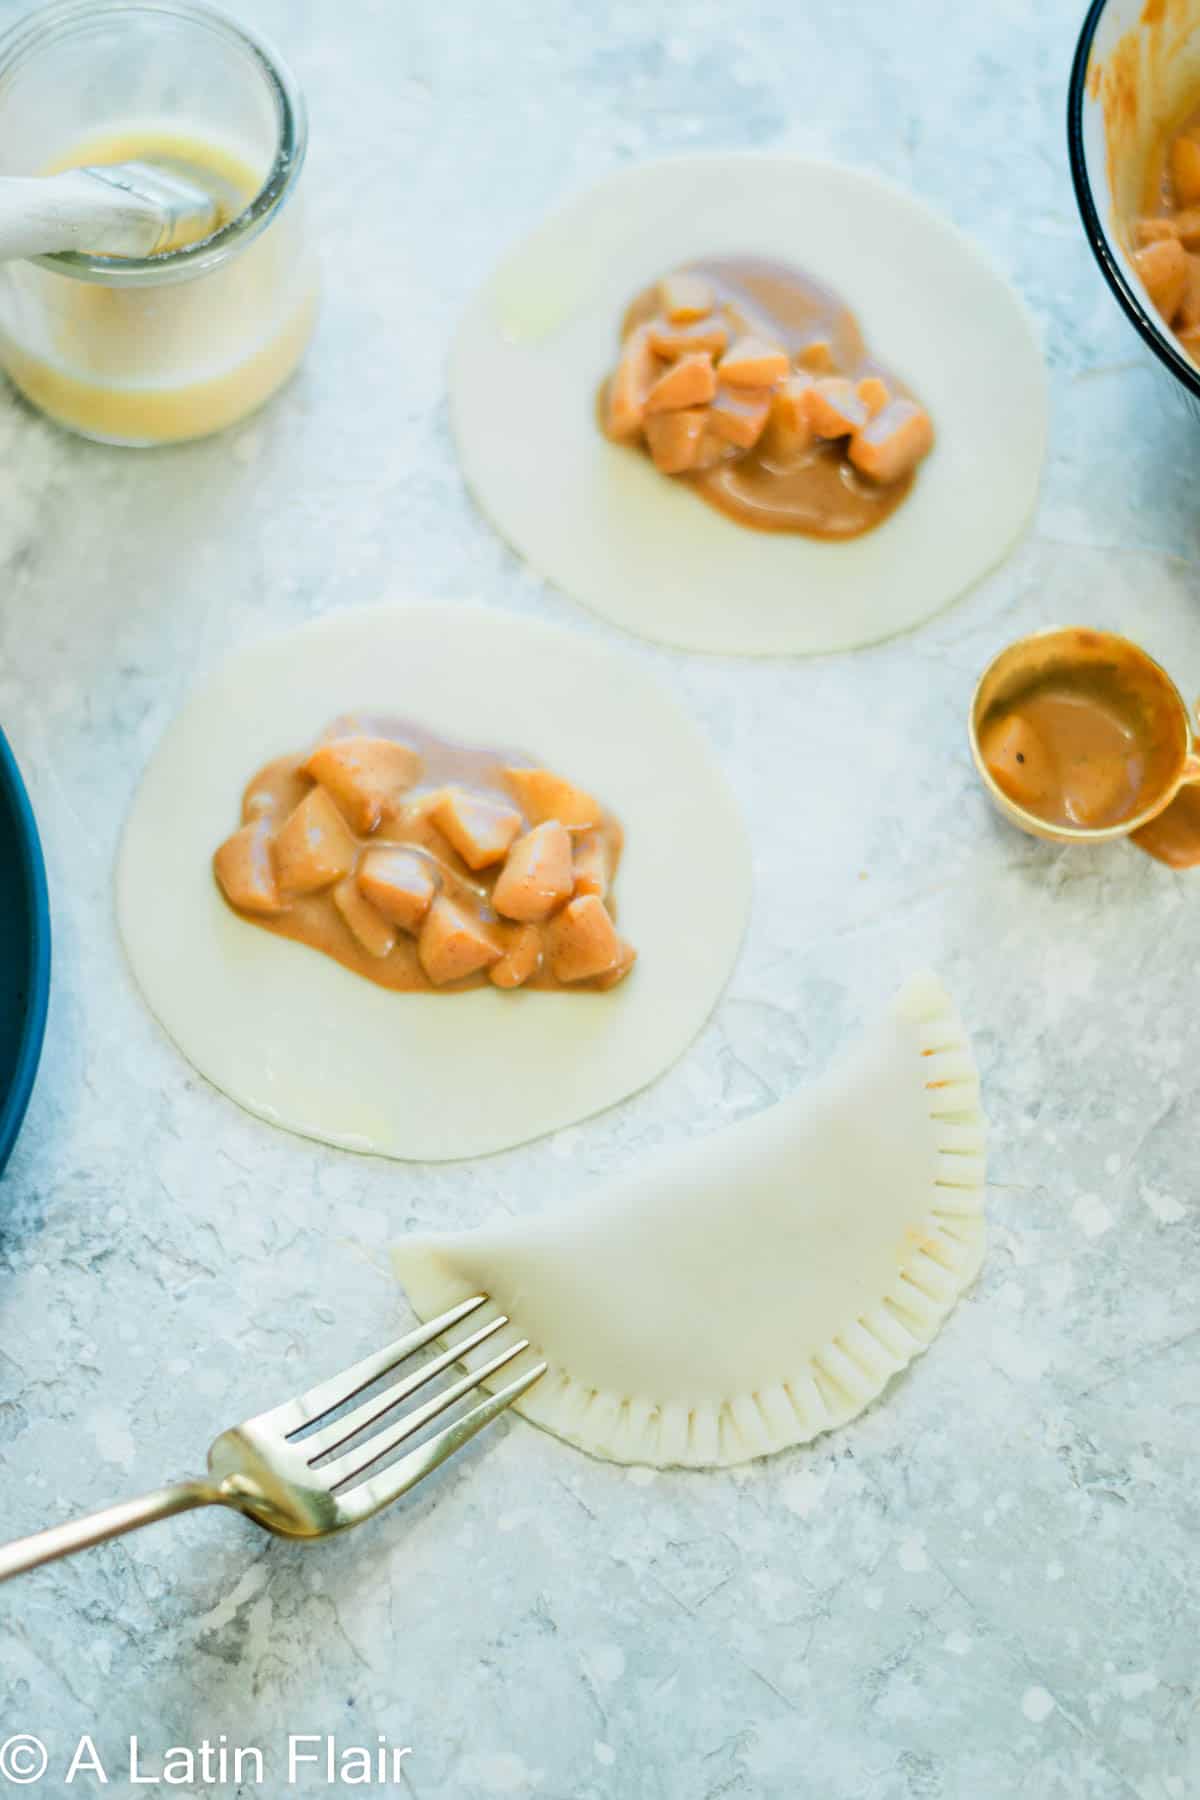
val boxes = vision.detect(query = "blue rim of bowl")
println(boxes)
[0,726,49,1177]
[1067,0,1200,402]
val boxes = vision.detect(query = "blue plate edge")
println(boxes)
[0,725,50,1178]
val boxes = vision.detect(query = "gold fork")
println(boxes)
[0,1296,543,1582]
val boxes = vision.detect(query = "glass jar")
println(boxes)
[0,0,316,445]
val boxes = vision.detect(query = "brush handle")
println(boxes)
[0,171,161,261]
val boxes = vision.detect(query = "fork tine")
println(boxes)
[336,1359,548,1524]
[301,1314,510,1464]
[319,1339,534,1491]
[272,1295,489,1435]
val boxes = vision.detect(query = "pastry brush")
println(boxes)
[0,160,222,262]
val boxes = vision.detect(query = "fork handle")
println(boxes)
[0,1479,225,1582]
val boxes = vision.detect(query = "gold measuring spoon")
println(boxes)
[969,627,1200,862]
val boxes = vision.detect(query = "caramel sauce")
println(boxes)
[217,717,629,993]
[609,258,928,538]
[978,649,1187,839]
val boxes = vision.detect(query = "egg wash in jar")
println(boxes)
[0,1,316,445]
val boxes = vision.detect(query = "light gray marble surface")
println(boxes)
[1,2,1197,1796]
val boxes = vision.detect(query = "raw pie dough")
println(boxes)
[450,153,1047,656]
[394,974,987,1468]
[117,604,751,1161]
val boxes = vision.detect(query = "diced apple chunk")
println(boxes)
[213,819,283,915]
[1172,134,1200,206]
[857,375,889,417]
[432,788,522,870]
[644,352,717,414]
[708,384,771,449]
[273,786,357,895]
[492,822,575,921]
[796,335,834,372]
[762,374,815,461]
[694,425,734,470]
[659,272,715,322]
[358,847,439,933]
[594,940,637,990]
[1135,235,1189,320]
[333,876,396,958]
[605,324,661,442]
[647,314,730,359]
[848,398,934,484]
[644,408,709,474]
[302,735,422,834]
[1169,206,1200,247]
[489,924,543,989]
[1178,254,1200,329]
[1134,216,1178,245]
[546,895,624,983]
[503,767,602,828]
[979,712,1055,815]
[1063,758,1133,830]
[244,761,304,826]
[806,376,869,438]
[417,896,502,986]
[572,828,613,899]
[718,335,789,387]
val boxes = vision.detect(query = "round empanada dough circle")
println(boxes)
[450,153,1047,656]
[116,603,751,1162]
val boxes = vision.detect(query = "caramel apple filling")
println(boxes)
[213,718,635,993]
[600,258,934,539]
[1130,100,1200,359]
